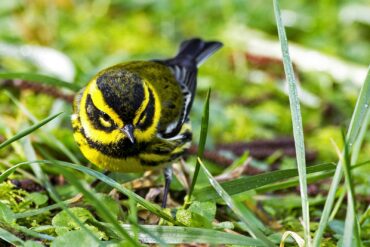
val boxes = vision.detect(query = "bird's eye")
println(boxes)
[102,113,110,121]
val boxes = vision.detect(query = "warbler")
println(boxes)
[71,38,223,207]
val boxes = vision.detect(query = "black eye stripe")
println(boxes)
[85,94,115,132]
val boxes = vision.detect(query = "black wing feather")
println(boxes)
[165,38,222,100]
[155,38,223,137]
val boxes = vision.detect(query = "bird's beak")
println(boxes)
[121,124,135,144]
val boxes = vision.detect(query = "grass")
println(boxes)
[186,88,211,207]
[0,0,369,246]
[340,133,361,247]
[313,67,370,246]
[0,112,63,150]
[198,158,274,246]
[273,0,310,245]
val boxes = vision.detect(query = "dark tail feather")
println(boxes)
[175,38,223,67]
[156,38,222,138]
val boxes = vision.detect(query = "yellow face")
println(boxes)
[78,72,162,146]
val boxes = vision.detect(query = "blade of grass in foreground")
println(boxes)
[350,106,370,164]
[5,91,81,165]
[13,200,72,219]
[341,134,361,247]
[58,168,141,246]
[194,162,335,201]
[22,134,46,188]
[0,112,63,150]
[15,163,338,221]
[186,88,211,207]
[273,0,310,245]
[12,224,54,241]
[0,160,181,226]
[24,139,101,244]
[313,67,370,246]
[127,220,169,247]
[0,228,24,246]
[0,72,80,91]
[198,158,274,247]
[120,224,265,246]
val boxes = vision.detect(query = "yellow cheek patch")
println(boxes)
[134,83,161,142]
[79,81,123,144]
[89,80,124,128]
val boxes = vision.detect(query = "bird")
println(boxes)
[71,38,223,207]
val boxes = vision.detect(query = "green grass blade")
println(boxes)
[351,107,370,164]
[0,72,80,91]
[198,158,274,247]
[273,0,310,245]
[120,225,265,246]
[0,228,24,246]
[194,162,335,201]
[58,168,141,246]
[128,221,169,247]
[186,88,211,205]
[5,91,81,164]
[360,205,370,225]
[346,67,370,147]
[257,171,333,194]
[0,112,63,150]
[341,134,361,247]
[4,90,38,122]
[22,134,46,186]
[38,133,81,165]
[313,67,370,246]
[46,192,101,244]
[329,188,346,221]
[257,157,370,200]
[13,224,54,241]
[235,200,269,233]
[15,159,369,220]
[14,201,68,219]
[3,159,266,245]
[22,141,100,244]
[0,160,182,226]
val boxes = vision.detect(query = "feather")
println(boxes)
[155,38,223,138]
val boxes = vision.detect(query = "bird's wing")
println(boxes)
[155,38,222,138]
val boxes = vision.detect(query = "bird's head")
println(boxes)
[79,67,161,145]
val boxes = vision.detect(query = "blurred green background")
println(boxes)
[0,0,369,163]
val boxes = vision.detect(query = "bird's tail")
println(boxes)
[174,38,223,67]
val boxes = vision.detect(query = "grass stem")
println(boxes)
[273,0,311,245]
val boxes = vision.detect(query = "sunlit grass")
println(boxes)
[0,1,369,246]
[273,0,310,245]
[313,68,370,246]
